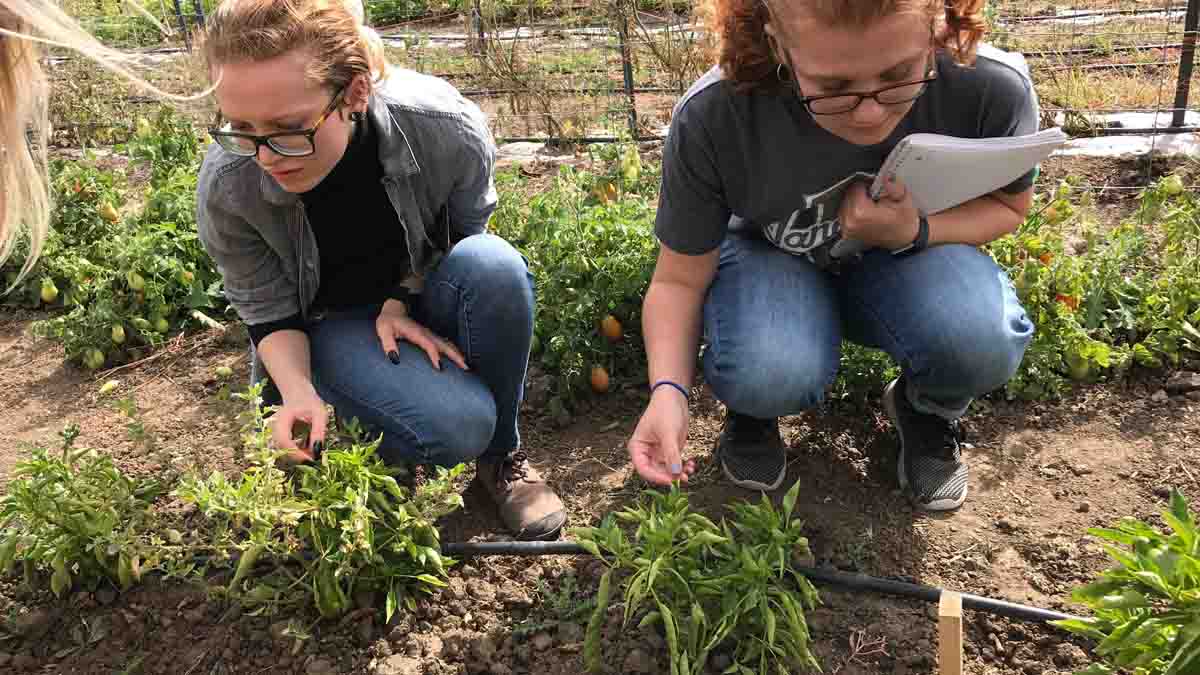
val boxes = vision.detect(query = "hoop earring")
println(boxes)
[776,62,788,82]
[350,111,365,122]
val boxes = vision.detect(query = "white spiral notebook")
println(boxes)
[867,127,1069,215]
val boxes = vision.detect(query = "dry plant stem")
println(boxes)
[95,326,225,379]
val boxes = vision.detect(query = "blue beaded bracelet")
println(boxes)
[651,380,690,402]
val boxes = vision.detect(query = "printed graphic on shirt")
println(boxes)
[761,171,876,263]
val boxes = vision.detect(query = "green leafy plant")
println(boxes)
[3,108,225,370]
[1053,488,1200,674]
[573,481,821,675]
[986,175,1200,400]
[490,145,659,402]
[0,424,175,596]
[175,383,466,620]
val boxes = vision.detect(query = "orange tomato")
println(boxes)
[600,315,622,342]
[590,366,610,394]
[1056,293,1080,310]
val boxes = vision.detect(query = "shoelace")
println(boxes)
[912,414,964,460]
[500,450,530,485]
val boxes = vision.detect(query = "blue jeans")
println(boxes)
[253,234,534,467]
[702,235,1034,420]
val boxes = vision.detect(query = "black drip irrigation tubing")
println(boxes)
[440,541,1085,627]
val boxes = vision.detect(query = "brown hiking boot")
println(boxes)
[475,451,566,541]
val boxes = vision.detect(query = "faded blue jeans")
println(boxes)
[702,234,1034,420]
[252,233,534,466]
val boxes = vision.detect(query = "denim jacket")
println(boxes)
[196,67,499,327]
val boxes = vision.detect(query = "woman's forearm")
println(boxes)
[642,280,706,389]
[927,189,1033,247]
[257,330,316,401]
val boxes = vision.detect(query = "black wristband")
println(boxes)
[387,286,411,309]
[892,214,929,257]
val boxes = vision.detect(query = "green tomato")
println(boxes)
[40,278,59,304]
[126,271,146,292]
[1163,174,1184,196]
[111,324,126,345]
[83,348,105,370]
[153,317,169,333]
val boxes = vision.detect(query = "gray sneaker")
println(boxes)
[716,413,787,491]
[882,378,968,511]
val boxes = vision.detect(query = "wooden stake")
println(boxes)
[938,590,963,675]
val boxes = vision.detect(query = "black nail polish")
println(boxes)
[312,441,323,460]
[388,350,400,364]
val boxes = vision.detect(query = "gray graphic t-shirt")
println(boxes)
[654,46,1040,265]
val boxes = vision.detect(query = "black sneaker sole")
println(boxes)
[883,379,968,512]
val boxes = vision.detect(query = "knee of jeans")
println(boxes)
[421,387,498,466]
[705,349,831,418]
[930,321,1030,395]
[451,235,532,295]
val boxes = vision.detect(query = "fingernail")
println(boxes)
[670,463,682,474]
[312,441,323,460]
[388,350,400,364]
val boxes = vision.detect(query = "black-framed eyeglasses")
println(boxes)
[783,49,938,116]
[209,86,346,158]
[759,0,938,116]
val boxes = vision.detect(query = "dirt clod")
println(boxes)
[1166,372,1200,395]
[375,654,423,675]
[623,647,656,673]
[12,607,57,639]
[468,579,496,602]
[95,587,117,605]
[1054,643,1089,668]
[305,657,336,675]
[531,632,554,651]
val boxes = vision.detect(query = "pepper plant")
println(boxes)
[574,480,821,675]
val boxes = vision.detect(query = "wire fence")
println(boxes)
[50,0,1200,189]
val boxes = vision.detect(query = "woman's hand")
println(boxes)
[376,299,468,371]
[272,389,328,464]
[839,176,921,250]
[628,387,697,485]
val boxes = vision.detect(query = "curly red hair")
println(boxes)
[710,0,988,93]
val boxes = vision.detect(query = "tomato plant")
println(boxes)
[2,107,226,370]
[985,175,1200,400]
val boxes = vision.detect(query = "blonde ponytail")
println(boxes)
[0,0,209,290]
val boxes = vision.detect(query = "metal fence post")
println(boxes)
[615,1,639,140]
[172,0,191,50]
[1171,0,1199,128]
[472,0,485,53]
[192,0,206,31]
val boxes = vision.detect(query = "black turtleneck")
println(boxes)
[246,118,411,346]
